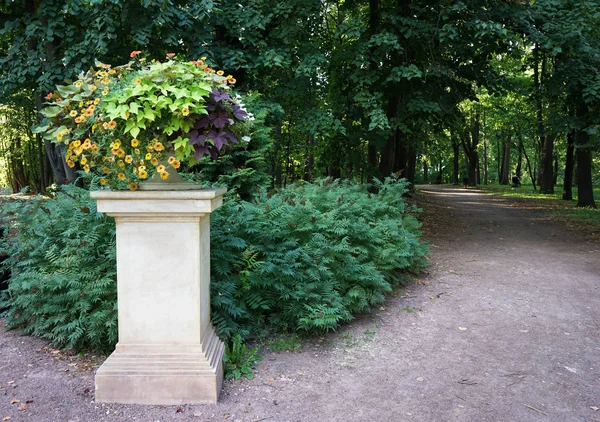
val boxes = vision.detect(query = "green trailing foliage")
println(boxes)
[1,176,426,352]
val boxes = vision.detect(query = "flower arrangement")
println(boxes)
[35,52,251,190]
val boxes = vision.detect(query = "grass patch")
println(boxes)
[265,334,303,352]
[478,183,600,239]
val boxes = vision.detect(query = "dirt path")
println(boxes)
[2,185,600,422]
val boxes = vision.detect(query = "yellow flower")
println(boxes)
[91,144,99,153]
[88,85,97,91]
[156,164,166,173]
[94,98,100,105]
[145,153,152,160]
[112,139,121,148]
[139,165,146,171]
[172,159,181,169]
[67,160,75,168]
[160,171,169,180]
[75,146,83,156]
[117,160,125,169]
[151,158,159,166]
[80,157,87,165]
[134,148,141,155]
[69,110,78,117]
[79,101,84,108]
[129,183,139,191]
[134,78,141,85]
[118,173,126,180]
[102,166,110,174]
[57,132,64,141]
[73,140,81,147]
[217,70,224,76]
[102,78,110,85]
[117,148,125,158]
[84,108,94,117]
[100,178,108,186]
[83,165,90,172]
[102,89,109,96]
[111,148,120,156]
[125,111,130,119]
[66,150,73,158]
[182,108,190,116]
[125,155,133,163]
[167,156,176,164]
[74,81,82,88]
[138,169,148,179]
[83,138,91,148]
[201,56,207,60]
[92,124,97,133]
[131,138,139,147]
[108,69,116,75]
[107,121,117,129]
[103,122,109,130]
[154,142,164,151]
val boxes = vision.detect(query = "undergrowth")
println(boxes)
[0,176,427,353]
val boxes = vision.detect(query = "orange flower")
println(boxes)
[171,159,181,169]
[154,142,164,151]
[45,92,53,100]
[108,120,117,129]
[83,164,90,172]
[167,156,176,164]
[84,108,94,117]
[134,78,141,85]
[130,50,142,58]
[203,67,211,73]
[166,53,176,58]
[66,160,75,168]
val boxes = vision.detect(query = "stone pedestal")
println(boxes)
[91,188,226,405]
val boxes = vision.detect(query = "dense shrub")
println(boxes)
[1,176,427,352]
[210,176,427,337]
[0,185,117,352]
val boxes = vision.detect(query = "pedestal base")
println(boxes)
[95,326,224,404]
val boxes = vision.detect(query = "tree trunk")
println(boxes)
[406,143,417,186]
[305,135,314,182]
[520,140,537,191]
[483,138,488,185]
[562,132,574,200]
[540,132,555,193]
[516,136,523,178]
[452,139,460,185]
[379,96,400,177]
[553,154,558,186]
[575,102,596,208]
[393,130,408,176]
[500,134,510,185]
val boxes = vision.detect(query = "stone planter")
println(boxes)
[91,187,226,404]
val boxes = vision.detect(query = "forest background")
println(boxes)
[0,0,599,208]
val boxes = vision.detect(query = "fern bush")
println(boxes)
[210,175,428,335]
[0,185,117,352]
[1,176,426,352]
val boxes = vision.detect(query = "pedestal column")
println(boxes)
[91,188,226,405]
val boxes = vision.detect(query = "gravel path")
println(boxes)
[1,185,599,422]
